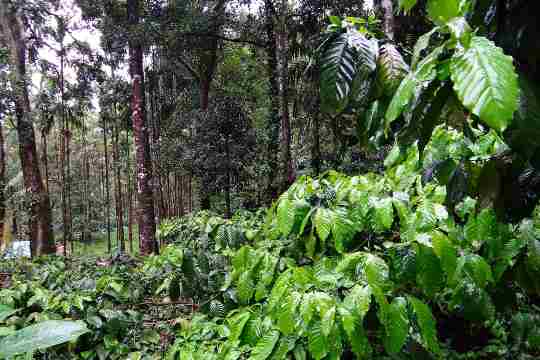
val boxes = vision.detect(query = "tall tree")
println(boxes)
[264,0,281,201]
[127,0,156,255]
[0,120,5,248]
[379,0,395,40]
[0,0,54,256]
[277,0,294,190]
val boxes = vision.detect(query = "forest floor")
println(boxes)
[72,226,140,256]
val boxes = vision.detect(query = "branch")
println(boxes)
[178,32,267,48]
[175,56,200,82]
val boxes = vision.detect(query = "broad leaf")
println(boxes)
[416,243,445,296]
[431,231,457,280]
[331,208,356,253]
[249,330,280,360]
[228,312,251,342]
[320,29,378,113]
[450,36,519,132]
[364,254,390,290]
[452,254,494,289]
[277,197,295,237]
[314,208,333,244]
[384,297,409,354]
[399,0,418,12]
[427,0,461,25]
[0,321,89,358]
[308,322,329,360]
[408,297,440,354]
[377,44,409,97]
[0,305,18,322]
[386,46,444,125]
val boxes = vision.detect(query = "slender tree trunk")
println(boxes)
[277,0,293,190]
[102,116,112,253]
[66,116,73,253]
[0,2,54,256]
[128,0,156,255]
[264,0,281,201]
[379,0,395,41]
[312,99,321,175]
[0,121,5,248]
[41,131,49,194]
[112,118,125,252]
[224,136,232,218]
[82,115,91,246]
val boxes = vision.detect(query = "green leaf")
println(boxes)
[249,330,280,360]
[408,297,440,354]
[453,254,493,289]
[320,29,378,113]
[399,0,418,12]
[431,231,457,280]
[416,244,445,296]
[446,17,471,45]
[384,297,409,354]
[377,44,409,97]
[314,208,332,244]
[237,271,255,304]
[371,197,394,231]
[0,321,89,358]
[277,197,295,237]
[228,312,251,342]
[427,0,460,25]
[308,322,329,360]
[321,307,336,337]
[412,28,438,70]
[331,208,356,253]
[343,285,372,319]
[364,254,390,290]
[0,305,18,322]
[450,36,519,132]
[386,46,444,125]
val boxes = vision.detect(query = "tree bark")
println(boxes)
[0,0,54,256]
[312,96,321,176]
[264,0,281,201]
[379,0,395,41]
[112,114,125,252]
[128,0,157,255]
[224,136,232,218]
[101,116,112,253]
[0,121,5,248]
[277,0,294,191]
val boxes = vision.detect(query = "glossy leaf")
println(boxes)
[377,44,409,97]
[249,330,280,360]
[427,0,460,25]
[408,297,440,354]
[450,36,519,132]
[320,29,378,113]
[0,321,89,358]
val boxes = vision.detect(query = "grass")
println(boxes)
[72,226,140,257]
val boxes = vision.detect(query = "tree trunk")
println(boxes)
[277,0,293,190]
[264,0,281,201]
[41,131,49,195]
[112,117,125,252]
[225,136,232,218]
[379,0,395,41]
[312,96,321,176]
[0,1,54,256]
[128,0,156,255]
[0,121,5,248]
[102,116,112,253]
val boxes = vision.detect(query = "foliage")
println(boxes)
[164,127,540,359]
